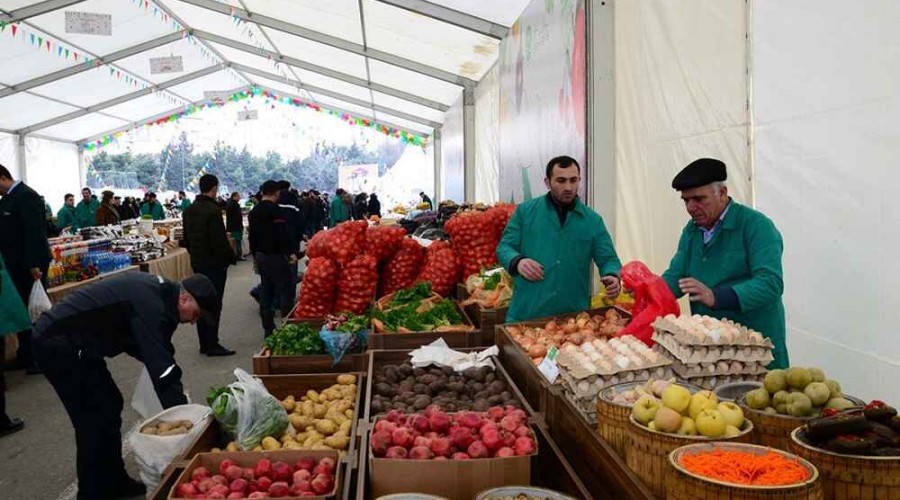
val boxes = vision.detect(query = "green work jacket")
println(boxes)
[330,196,348,226]
[497,195,622,322]
[662,201,788,368]
[74,199,100,228]
[180,198,192,211]
[56,205,78,231]
[141,201,165,220]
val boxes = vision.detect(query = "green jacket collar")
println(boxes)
[687,198,739,233]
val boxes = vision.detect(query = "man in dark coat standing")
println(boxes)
[182,174,235,357]
[225,192,244,262]
[0,164,51,374]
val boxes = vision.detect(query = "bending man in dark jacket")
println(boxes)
[182,174,235,357]
[32,273,218,500]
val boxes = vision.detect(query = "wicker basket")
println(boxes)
[626,415,755,498]
[596,390,633,460]
[667,442,822,500]
[790,427,900,500]
[737,394,865,451]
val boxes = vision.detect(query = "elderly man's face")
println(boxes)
[680,184,729,229]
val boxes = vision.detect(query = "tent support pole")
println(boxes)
[433,130,442,201]
[463,88,476,203]
[17,135,27,183]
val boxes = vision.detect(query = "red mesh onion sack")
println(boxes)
[295,257,339,317]
[335,254,379,315]
[416,240,460,298]
[379,237,426,297]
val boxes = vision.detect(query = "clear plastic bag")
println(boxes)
[27,280,52,322]
[319,327,369,365]
[208,368,290,451]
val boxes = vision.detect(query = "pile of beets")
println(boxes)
[371,405,537,460]
[174,456,336,498]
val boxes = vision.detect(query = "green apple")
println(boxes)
[808,367,826,383]
[745,388,770,410]
[677,416,698,436]
[824,380,843,399]
[804,382,830,406]
[787,367,812,390]
[648,421,657,431]
[764,369,787,394]
[632,395,661,424]
[717,402,745,428]
[654,406,683,433]
[696,409,728,438]
[688,391,719,419]
[825,397,857,411]
[662,385,692,414]
[786,392,813,417]
[764,407,778,415]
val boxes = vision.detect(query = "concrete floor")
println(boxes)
[0,261,274,500]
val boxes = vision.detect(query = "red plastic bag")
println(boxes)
[617,261,681,346]
[416,241,460,298]
[335,254,379,315]
[365,226,406,262]
[445,212,499,280]
[380,237,426,297]
[295,257,339,317]
[326,221,368,266]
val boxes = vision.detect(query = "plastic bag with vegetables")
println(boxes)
[319,313,370,364]
[207,369,290,451]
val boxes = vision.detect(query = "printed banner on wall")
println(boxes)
[339,164,378,194]
[499,0,587,202]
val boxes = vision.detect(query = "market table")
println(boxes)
[46,265,140,303]
[139,247,193,282]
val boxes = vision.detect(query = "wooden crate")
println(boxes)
[149,464,186,500]
[253,348,369,375]
[282,304,326,327]
[457,282,509,347]
[545,387,655,500]
[363,348,535,423]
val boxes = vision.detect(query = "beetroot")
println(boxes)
[428,411,451,433]
[229,478,248,493]
[256,476,273,491]
[268,481,290,498]
[254,459,272,479]
[487,407,506,421]
[434,456,448,461]
[242,467,255,480]
[467,440,489,458]
[500,416,519,432]
[482,429,502,451]
[371,430,393,457]
[411,414,431,433]
[514,426,531,438]
[318,457,336,472]
[479,422,499,437]
[413,436,433,449]
[514,436,536,456]
[213,474,229,486]
[496,447,515,457]
[192,467,211,481]
[457,412,482,429]
[210,484,231,496]
[208,493,227,499]
[451,452,470,460]
[386,410,406,423]
[199,478,216,493]
[424,404,443,417]
[292,480,311,495]
[409,445,435,460]
[226,465,244,482]
[177,483,198,497]
[271,462,292,482]
[292,469,311,485]
[508,408,528,423]
[295,457,315,472]
[374,419,398,434]
[313,463,332,476]
[385,446,409,459]
[248,493,268,499]
[228,493,245,499]
[218,459,237,476]
[391,427,414,448]
[311,473,335,495]
[449,426,475,450]
[430,437,452,457]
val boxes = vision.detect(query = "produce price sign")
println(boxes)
[203,90,232,105]
[237,110,258,121]
[149,56,183,74]
[65,11,112,36]
[538,345,559,382]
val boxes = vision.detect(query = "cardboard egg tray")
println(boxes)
[653,331,774,365]
[651,315,773,348]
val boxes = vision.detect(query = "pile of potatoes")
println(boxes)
[140,420,194,436]
[213,374,358,454]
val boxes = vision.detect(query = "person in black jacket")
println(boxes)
[225,192,244,262]
[368,193,382,218]
[249,180,299,337]
[182,174,235,357]
[0,164,51,375]
[353,192,369,220]
[33,272,217,500]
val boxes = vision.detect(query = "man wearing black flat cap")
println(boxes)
[31,272,217,500]
[662,158,788,368]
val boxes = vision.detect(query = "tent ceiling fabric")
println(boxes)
[0,0,528,142]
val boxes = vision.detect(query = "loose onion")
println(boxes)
[528,344,548,358]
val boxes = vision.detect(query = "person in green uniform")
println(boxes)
[55,194,78,232]
[74,187,100,228]
[178,190,192,211]
[140,192,165,220]
[661,158,788,368]
[497,155,622,322]
[329,188,349,227]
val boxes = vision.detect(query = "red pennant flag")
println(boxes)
[46,40,51,51]
[11,24,17,37]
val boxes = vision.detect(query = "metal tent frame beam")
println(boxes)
[0,0,86,24]
[193,30,450,112]
[175,0,476,88]
[17,65,221,134]
[231,62,441,129]
[372,0,508,40]
[0,32,184,99]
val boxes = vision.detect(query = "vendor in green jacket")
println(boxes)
[140,192,165,220]
[661,158,788,368]
[329,188,348,227]
[178,190,192,211]
[74,187,100,228]
[56,193,78,232]
[498,155,622,322]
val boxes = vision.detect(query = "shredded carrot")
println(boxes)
[680,449,810,486]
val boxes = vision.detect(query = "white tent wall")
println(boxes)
[752,0,900,403]
[24,137,80,212]
[440,92,466,203]
[612,0,751,274]
[0,132,21,180]
[474,64,500,204]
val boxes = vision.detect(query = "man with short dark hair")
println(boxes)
[662,158,788,368]
[56,193,78,232]
[178,190,191,211]
[329,188,348,227]
[419,191,434,210]
[140,192,164,220]
[249,180,299,337]
[182,174,235,357]
[0,163,52,375]
[497,155,622,322]
[33,272,217,500]
[75,187,100,228]
[225,191,244,262]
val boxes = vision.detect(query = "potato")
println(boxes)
[281,396,296,412]
[323,434,350,450]
[327,412,348,426]
[157,421,177,432]
[280,434,293,445]
[289,414,314,431]
[315,420,338,435]
[339,420,352,434]
[337,374,357,385]
[141,426,158,435]
[211,447,222,453]
[295,432,308,443]
[282,440,301,450]
[313,404,327,419]
[182,420,193,430]
[300,401,315,416]
[311,443,332,450]
[306,390,321,403]
[303,435,323,448]
[261,436,281,451]
[252,446,263,452]
[344,409,354,419]
[225,442,239,452]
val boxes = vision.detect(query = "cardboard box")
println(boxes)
[168,450,341,499]
[367,419,535,499]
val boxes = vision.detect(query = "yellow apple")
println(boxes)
[717,402,745,428]
[696,409,728,438]
[688,391,719,419]
[661,385,692,414]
